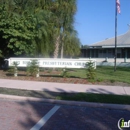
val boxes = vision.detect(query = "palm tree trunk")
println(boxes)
[60,29,65,58]
[54,35,60,58]
[60,41,64,58]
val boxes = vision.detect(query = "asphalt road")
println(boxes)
[0,98,130,130]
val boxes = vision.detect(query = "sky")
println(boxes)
[74,0,130,45]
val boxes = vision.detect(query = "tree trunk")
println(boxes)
[54,35,60,58]
[60,33,65,58]
[60,42,64,58]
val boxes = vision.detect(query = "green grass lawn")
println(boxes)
[0,87,130,105]
[1,66,130,105]
[67,66,130,84]
[56,93,130,105]
[4,66,130,84]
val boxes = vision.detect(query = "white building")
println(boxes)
[81,30,130,58]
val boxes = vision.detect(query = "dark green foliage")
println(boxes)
[110,79,115,83]
[96,78,103,82]
[0,50,3,58]
[0,1,36,56]
[26,60,39,77]
[86,61,96,80]
[0,0,80,58]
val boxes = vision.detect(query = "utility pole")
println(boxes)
[114,0,120,71]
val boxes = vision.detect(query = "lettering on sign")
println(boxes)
[6,58,96,69]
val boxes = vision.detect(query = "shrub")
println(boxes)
[97,78,103,82]
[8,61,19,77]
[110,79,115,83]
[86,61,96,80]
[26,60,39,77]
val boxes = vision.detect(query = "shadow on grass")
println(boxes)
[5,73,14,76]
[40,74,62,78]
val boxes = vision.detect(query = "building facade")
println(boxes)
[81,30,130,58]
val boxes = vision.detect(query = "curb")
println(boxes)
[0,94,130,111]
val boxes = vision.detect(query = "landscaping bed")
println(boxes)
[0,66,130,105]
[0,68,130,86]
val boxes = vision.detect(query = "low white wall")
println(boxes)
[97,62,130,67]
[80,58,130,67]
[80,58,130,62]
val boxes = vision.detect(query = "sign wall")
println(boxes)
[5,58,96,69]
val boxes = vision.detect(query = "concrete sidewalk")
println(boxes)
[0,79,130,95]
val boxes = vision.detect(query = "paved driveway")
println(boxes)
[0,98,130,130]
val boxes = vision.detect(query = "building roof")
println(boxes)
[90,30,130,48]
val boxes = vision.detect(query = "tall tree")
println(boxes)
[64,31,81,58]
[50,0,77,58]
[0,0,80,59]
[0,1,36,57]
[60,0,77,58]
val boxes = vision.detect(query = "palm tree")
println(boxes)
[60,0,77,58]
[32,10,49,57]
[64,31,81,58]
[49,0,77,58]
